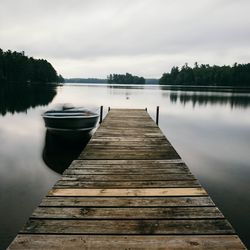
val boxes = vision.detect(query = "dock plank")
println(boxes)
[31,207,223,219]
[48,188,207,196]
[60,174,195,181]
[21,219,234,234]
[64,168,191,175]
[9,235,246,250]
[39,196,215,207]
[54,180,201,188]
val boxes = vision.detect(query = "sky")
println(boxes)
[0,0,250,78]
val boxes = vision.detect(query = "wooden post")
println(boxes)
[145,108,147,112]
[99,106,103,124]
[108,107,110,112]
[156,106,159,126]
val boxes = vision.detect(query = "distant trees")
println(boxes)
[0,48,64,84]
[159,63,250,86]
[64,78,107,83]
[107,73,145,84]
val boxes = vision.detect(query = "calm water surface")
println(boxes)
[0,84,250,249]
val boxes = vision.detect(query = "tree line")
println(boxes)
[64,78,107,83]
[0,49,64,84]
[107,73,145,84]
[159,63,250,86]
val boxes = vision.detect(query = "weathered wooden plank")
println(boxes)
[54,180,201,188]
[68,165,189,171]
[84,146,174,151]
[20,219,234,234]
[96,130,162,134]
[93,134,167,138]
[60,174,195,181]
[89,137,169,142]
[82,150,177,155]
[64,168,191,175]
[103,115,152,118]
[31,207,223,219]
[108,110,147,113]
[93,130,165,134]
[104,115,151,118]
[102,119,156,123]
[79,152,180,160]
[98,125,160,129]
[9,235,246,250]
[48,188,207,196]
[102,120,155,125]
[88,142,171,147]
[81,150,178,155]
[83,149,176,154]
[39,196,215,207]
[68,164,188,170]
[95,124,159,128]
[70,159,184,165]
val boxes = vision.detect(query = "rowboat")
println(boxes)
[42,104,99,133]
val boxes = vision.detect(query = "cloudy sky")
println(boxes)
[0,0,250,78]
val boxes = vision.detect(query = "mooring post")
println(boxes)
[99,106,103,124]
[156,106,159,126]
[108,107,110,112]
[145,108,147,112]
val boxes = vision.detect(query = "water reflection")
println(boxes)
[42,130,91,174]
[1,84,250,249]
[160,85,250,93]
[107,84,146,90]
[0,83,57,116]
[167,91,250,108]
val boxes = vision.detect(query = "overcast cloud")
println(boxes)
[0,0,250,78]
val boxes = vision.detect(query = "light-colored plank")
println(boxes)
[48,188,207,196]
[8,235,246,250]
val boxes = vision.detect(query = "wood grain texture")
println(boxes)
[70,159,184,165]
[64,168,191,175]
[48,188,207,196]
[21,219,234,234]
[31,207,223,219]
[60,174,195,181]
[54,180,201,188]
[9,235,246,250]
[39,196,215,207]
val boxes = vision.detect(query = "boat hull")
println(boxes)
[43,116,99,132]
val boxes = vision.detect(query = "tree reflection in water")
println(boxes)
[0,83,57,116]
[169,91,250,109]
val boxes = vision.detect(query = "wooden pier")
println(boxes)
[9,109,245,249]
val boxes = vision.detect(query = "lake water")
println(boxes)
[0,83,250,249]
